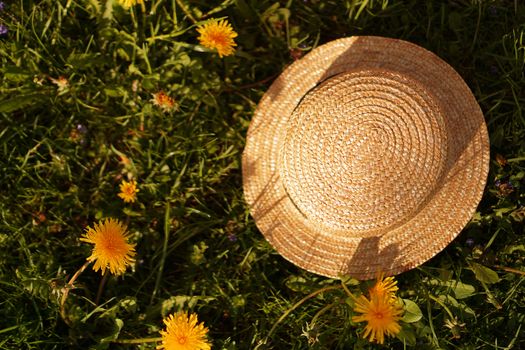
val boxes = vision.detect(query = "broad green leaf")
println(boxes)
[401,299,422,323]
[161,295,215,317]
[427,278,475,299]
[448,281,476,299]
[285,276,309,292]
[339,275,360,286]
[470,262,500,284]
[396,323,416,346]
[0,94,46,113]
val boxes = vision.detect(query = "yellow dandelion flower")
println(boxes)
[197,19,237,58]
[117,0,144,9]
[118,179,139,203]
[352,293,403,344]
[151,91,176,112]
[80,218,136,275]
[369,273,398,301]
[158,312,211,350]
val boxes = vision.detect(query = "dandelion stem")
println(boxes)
[493,265,525,276]
[267,285,341,339]
[95,270,110,305]
[311,301,338,325]
[426,299,440,346]
[151,202,170,304]
[428,294,454,319]
[340,280,356,299]
[59,260,92,325]
[109,336,162,344]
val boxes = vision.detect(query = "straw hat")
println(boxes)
[242,36,489,280]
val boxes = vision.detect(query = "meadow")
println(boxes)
[0,0,524,349]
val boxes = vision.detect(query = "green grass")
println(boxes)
[0,0,524,349]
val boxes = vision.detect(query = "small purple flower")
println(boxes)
[0,2,5,11]
[488,5,497,17]
[228,233,237,242]
[0,25,8,37]
[76,124,88,134]
[465,238,475,247]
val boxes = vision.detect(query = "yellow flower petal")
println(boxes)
[197,19,237,58]
[118,179,139,203]
[352,293,403,344]
[158,312,211,350]
[369,273,398,302]
[80,218,136,275]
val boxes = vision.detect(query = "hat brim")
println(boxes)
[242,36,489,279]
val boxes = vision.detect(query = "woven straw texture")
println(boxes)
[242,36,489,280]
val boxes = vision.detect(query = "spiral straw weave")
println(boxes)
[242,36,489,280]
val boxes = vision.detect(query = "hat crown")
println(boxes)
[280,69,448,236]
